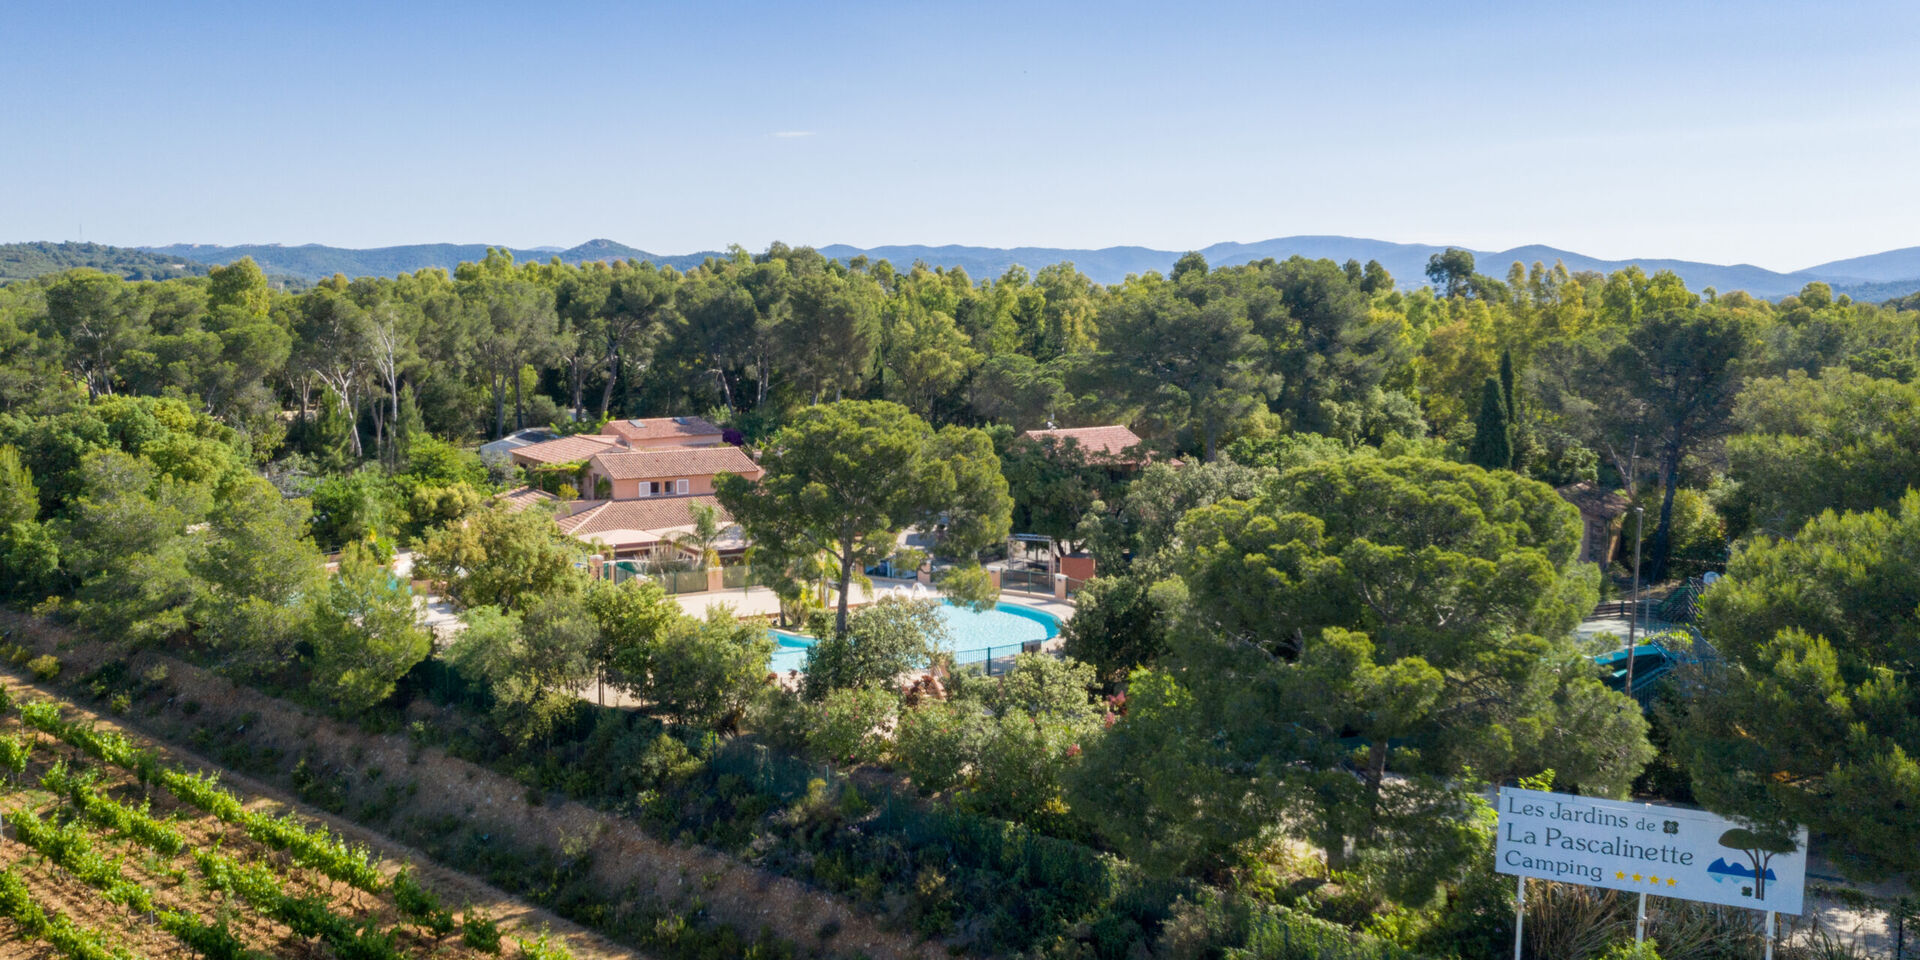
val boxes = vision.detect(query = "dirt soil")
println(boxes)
[1,611,945,960]
[0,670,642,960]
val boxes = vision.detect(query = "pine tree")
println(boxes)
[1469,377,1513,470]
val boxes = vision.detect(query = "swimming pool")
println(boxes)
[767,601,1060,673]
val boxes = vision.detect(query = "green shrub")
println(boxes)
[893,700,977,794]
[0,734,28,778]
[808,686,897,764]
[391,868,456,936]
[462,908,503,954]
[159,911,253,960]
[27,653,59,680]
[515,927,574,960]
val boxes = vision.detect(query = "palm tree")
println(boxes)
[667,502,730,570]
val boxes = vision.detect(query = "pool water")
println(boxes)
[767,601,1060,673]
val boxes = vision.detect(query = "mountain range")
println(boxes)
[25,237,1920,300]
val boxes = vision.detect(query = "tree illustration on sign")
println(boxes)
[1717,828,1794,900]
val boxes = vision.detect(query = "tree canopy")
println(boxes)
[1680,491,1920,883]
[715,399,1010,636]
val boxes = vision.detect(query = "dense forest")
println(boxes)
[2,244,1918,959]
[0,241,211,283]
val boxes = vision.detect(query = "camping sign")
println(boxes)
[1494,786,1808,914]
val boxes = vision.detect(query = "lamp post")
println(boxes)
[1625,505,1645,695]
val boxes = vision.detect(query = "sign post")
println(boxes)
[1512,875,1525,960]
[1496,786,1807,957]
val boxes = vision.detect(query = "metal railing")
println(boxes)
[999,567,1054,596]
[953,639,1048,676]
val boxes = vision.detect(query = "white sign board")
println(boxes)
[1495,787,1808,914]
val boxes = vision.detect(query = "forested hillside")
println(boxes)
[127,234,1920,296]
[0,241,209,283]
[141,238,705,281]
[3,242,1918,959]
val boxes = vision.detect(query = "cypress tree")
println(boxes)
[394,384,424,470]
[1469,377,1513,470]
[1499,348,1517,422]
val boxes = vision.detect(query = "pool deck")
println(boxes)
[672,577,1076,625]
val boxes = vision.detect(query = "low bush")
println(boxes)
[28,653,60,680]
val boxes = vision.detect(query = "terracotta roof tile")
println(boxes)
[1019,425,1150,463]
[495,486,559,514]
[508,434,621,464]
[600,416,724,442]
[556,494,729,538]
[1556,481,1632,518]
[591,445,762,481]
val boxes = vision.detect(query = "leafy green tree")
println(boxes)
[194,475,325,674]
[949,654,1104,824]
[1059,574,1170,686]
[1255,256,1406,436]
[998,433,1109,547]
[205,257,272,317]
[645,607,774,730]
[882,300,980,419]
[0,445,58,603]
[38,270,146,398]
[968,353,1068,432]
[809,685,899,764]
[1468,377,1513,470]
[447,595,595,745]
[1078,459,1273,576]
[1077,456,1644,888]
[715,400,1010,636]
[1090,272,1273,460]
[894,698,987,794]
[1582,308,1755,580]
[1425,247,1478,298]
[1678,491,1920,883]
[1722,369,1920,538]
[307,541,430,715]
[457,251,560,437]
[801,597,946,701]
[58,450,209,646]
[416,502,585,611]
[308,466,398,549]
[583,578,677,703]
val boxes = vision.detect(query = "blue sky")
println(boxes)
[4,0,1918,270]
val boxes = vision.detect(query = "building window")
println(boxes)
[676,478,689,494]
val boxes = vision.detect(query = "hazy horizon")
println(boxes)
[7,0,1920,273]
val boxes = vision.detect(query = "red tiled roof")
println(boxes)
[556,494,729,538]
[1019,425,1149,463]
[600,416,723,442]
[1556,481,1632,519]
[591,444,762,481]
[495,486,559,514]
[508,434,621,464]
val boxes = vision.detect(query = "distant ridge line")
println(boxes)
[97,236,1920,300]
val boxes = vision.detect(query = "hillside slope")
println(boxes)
[0,241,209,283]
[79,235,1920,299]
